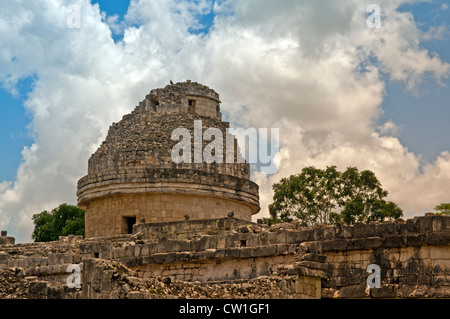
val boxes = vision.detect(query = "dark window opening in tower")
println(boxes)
[124,216,136,234]
[188,99,196,113]
[147,98,159,112]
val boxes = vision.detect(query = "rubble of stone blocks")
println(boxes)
[79,258,320,299]
[0,215,448,299]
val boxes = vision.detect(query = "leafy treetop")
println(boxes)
[32,203,85,242]
[266,166,403,227]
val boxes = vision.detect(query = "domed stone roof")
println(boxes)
[77,81,260,238]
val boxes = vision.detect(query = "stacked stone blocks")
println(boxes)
[78,81,260,238]
[0,215,448,299]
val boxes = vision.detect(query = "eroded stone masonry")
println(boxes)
[0,82,448,299]
[0,215,449,299]
[77,81,259,238]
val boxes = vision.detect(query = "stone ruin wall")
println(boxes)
[0,229,320,300]
[78,258,321,299]
[83,113,249,178]
[0,235,83,299]
[78,81,260,238]
[82,193,255,238]
[0,215,448,299]
[133,80,222,121]
[0,231,14,246]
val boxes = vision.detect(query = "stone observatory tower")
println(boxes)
[77,81,260,238]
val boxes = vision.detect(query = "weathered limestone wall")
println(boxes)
[80,258,320,299]
[1,215,448,299]
[0,231,14,245]
[318,216,450,298]
[133,217,253,240]
[322,245,449,298]
[0,235,83,299]
[79,215,448,298]
[79,225,300,283]
[0,230,320,299]
[82,113,250,179]
[134,80,222,121]
[184,95,221,120]
[84,194,254,238]
[132,255,295,282]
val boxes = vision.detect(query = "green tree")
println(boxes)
[31,210,58,242]
[369,200,403,222]
[31,204,85,242]
[269,166,342,227]
[268,166,402,226]
[339,167,402,224]
[434,203,450,216]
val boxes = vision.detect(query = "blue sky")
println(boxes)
[0,77,35,181]
[92,0,131,14]
[378,0,450,163]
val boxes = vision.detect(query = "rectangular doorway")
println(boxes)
[188,99,196,113]
[123,216,136,234]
